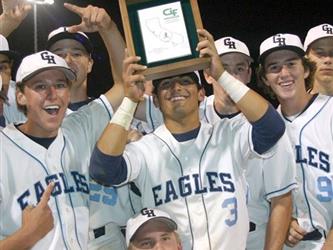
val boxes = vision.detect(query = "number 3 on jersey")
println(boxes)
[317,176,333,202]
[222,197,238,226]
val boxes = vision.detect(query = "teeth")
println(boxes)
[44,105,60,110]
[171,96,185,101]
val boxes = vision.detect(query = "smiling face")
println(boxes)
[263,50,309,102]
[16,69,70,137]
[153,75,204,123]
[307,37,333,95]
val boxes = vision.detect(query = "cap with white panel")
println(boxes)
[16,50,76,83]
[126,207,177,246]
[304,23,333,52]
[259,33,305,64]
[215,36,252,61]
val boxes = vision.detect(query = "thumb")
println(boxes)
[66,24,83,33]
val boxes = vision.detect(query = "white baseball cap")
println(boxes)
[259,33,305,64]
[304,23,333,52]
[126,208,177,246]
[16,50,76,83]
[46,27,93,54]
[215,36,252,60]
[0,34,19,61]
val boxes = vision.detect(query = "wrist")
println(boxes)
[217,71,249,103]
[110,97,137,130]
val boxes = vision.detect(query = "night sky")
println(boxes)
[4,0,332,98]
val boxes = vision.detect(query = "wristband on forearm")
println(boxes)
[217,71,250,103]
[110,97,137,130]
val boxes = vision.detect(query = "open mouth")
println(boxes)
[279,80,294,87]
[44,105,60,115]
[170,96,186,102]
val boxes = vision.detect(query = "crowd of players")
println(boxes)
[0,1,332,250]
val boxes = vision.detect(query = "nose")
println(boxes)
[63,53,73,65]
[280,65,291,77]
[153,241,165,250]
[46,85,58,99]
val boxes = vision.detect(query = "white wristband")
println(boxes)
[110,97,137,130]
[217,71,250,103]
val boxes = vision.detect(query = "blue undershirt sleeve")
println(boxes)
[251,104,285,154]
[89,146,128,186]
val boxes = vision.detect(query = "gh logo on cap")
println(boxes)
[322,24,333,34]
[141,208,156,218]
[224,38,236,49]
[41,51,56,64]
[273,34,286,46]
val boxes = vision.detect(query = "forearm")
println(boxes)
[217,71,268,122]
[264,192,292,250]
[0,228,37,250]
[322,228,333,250]
[98,20,126,84]
[0,14,15,37]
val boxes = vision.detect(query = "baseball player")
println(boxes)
[204,36,297,250]
[126,208,182,250]
[257,33,333,249]
[89,29,286,249]
[0,50,123,249]
[304,23,333,96]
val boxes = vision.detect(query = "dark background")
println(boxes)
[4,0,333,99]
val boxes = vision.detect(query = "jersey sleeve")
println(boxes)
[262,133,298,201]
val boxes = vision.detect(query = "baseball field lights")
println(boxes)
[27,0,54,5]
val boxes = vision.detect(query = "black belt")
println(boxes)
[302,229,324,241]
[93,226,105,239]
[249,221,256,232]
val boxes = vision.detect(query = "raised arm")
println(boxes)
[197,29,285,153]
[89,51,146,185]
[63,3,126,110]
[0,0,31,37]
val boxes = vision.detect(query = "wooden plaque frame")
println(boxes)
[119,0,210,80]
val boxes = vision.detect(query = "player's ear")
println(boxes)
[198,87,205,102]
[153,94,160,108]
[304,67,310,79]
[16,89,27,106]
[87,57,94,73]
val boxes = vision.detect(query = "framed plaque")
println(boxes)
[119,0,210,80]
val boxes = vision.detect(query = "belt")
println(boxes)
[249,221,256,232]
[302,229,326,241]
[93,226,105,239]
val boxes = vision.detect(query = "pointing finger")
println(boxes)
[38,182,55,207]
[64,2,84,16]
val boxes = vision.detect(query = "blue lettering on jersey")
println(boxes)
[295,145,330,173]
[16,171,89,210]
[152,171,235,206]
[89,181,118,206]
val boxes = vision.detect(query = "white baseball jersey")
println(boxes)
[146,95,297,249]
[2,84,140,249]
[116,113,283,250]
[0,96,113,249]
[281,94,333,249]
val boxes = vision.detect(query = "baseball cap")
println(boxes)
[45,27,93,54]
[215,36,252,61]
[16,50,76,83]
[126,208,177,246]
[0,34,19,61]
[152,71,201,90]
[259,33,305,64]
[304,23,333,52]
